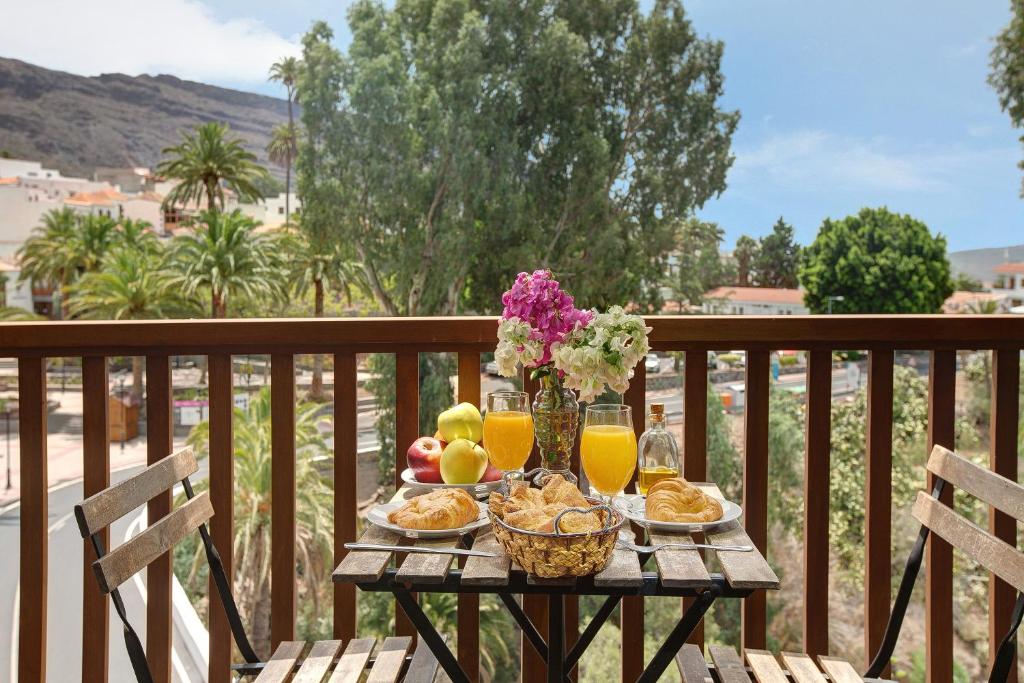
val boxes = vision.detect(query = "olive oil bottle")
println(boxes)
[636,403,680,494]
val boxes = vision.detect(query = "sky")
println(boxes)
[0,0,1020,252]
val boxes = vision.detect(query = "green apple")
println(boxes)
[437,402,483,443]
[440,438,489,485]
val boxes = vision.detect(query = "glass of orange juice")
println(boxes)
[580,404,636,502]
[483,391,535,486]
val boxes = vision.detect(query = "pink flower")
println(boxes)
[499,270,593,367]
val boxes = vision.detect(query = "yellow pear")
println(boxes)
[437,402,483,443]
[440,439,489,484]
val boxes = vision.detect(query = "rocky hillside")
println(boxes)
[0,57,289,178]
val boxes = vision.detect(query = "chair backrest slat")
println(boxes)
[75,448,198,537]
[911,492,1024,593]
[927,445,1024,523]
[92,491,214,593]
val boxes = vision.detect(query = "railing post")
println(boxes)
[146,355,174,683]
[271,353,296,649]
[865,349,893,674]
[803,349,831,659]
[334,351,358,642]
[18,357,47,682]
[989,349,1019,682]
[683,349,707,648]
[82,356,110,682]
[457,351,482,682]
[622,364,647,682]
[926,350,955,682]
[742,349,770,652]
[208,354,234,681]
[395,352,419,640]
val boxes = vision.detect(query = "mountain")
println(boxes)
[948,244,1024,284]
[0,57,289,179]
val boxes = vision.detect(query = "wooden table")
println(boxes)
[333,483,779,683]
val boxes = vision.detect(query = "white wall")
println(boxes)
[0,186,59,244]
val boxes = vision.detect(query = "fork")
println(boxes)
[616,540,753,553]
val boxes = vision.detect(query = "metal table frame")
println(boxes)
[350,565,755,683]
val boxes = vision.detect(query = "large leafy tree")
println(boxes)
[168,210,285,318]
[667,218,729,309]
[990,2,1024,195]
[157,122,269,211]
[754,217,801,288]
[799,207,952,314]
[733,235,759,287]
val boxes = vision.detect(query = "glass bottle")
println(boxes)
[636,403,681,495]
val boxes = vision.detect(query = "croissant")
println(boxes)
[541,474,590,508]
[645,478,723,523]
[490,475,604,534]
[388,488,479,530]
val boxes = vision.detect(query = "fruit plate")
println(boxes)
[611,493,742,533]
[366,500,490,539]
[400,468,502,498]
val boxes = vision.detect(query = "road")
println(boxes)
[0,463,209,682]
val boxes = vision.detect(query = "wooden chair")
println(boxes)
[74,447,441,683]
[673,445,1024,682]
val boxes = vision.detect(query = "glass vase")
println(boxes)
[531,376,579,484]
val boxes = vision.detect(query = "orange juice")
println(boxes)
[580,425,637,495]
[483,410,535,470]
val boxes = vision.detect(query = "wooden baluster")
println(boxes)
[803,349,831,659]
[208,354,234,682]
[865,349,893,675]
[742,350,770,652]
[395,352,419,639]
[521,369,547,683]
[334,351,358,642]
[989,349,1019,682]
[926,350,955,683]
[622,364,647,682]
[457,351,482,682]
[683,349,707,647]
[82,356,110,682]
[18,357,47,682]
[146,355,174,683]
[271,353,296,648]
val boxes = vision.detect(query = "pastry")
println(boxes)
[388,488,479,530]
[489,475,604,533]
[540,473,590,508]
[645,478,723,523]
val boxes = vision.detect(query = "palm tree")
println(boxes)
[157,122,269,212]
[284,231,366,400]
[266,124,298,223]
[115,218,160,255]
[69,247,198,401]
[168,210,285,318]
[182,387,334,655]
[269,57,300,130]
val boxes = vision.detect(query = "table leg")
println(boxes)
[636,587,720,683]
[548,595,564,683]
[393,589,470,683]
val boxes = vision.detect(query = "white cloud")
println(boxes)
[0,0,301,84]
[732,129,1013,194]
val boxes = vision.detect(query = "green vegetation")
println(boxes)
[268,57,301,220]
[667,218,730,309]
[799,207,953,313]
[990,1,1024,195]
[754,217,802,288]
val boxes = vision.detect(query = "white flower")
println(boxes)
[551,307,650,401]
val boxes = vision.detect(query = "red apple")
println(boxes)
[407,436,445,483]
[479,462,503,483]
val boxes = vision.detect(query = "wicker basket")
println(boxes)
[489,498,625,578]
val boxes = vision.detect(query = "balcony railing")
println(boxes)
[6,314,1022,682]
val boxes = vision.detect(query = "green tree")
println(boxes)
[754,217,801,288]
[157,122,269,212]
[266,124,298,223]
[951,272,985,292]
[168,210,285,318]
[733,235,759,287]
[990,1,1024,195]
[181,387,335,655]
[68,248,198,400]
[799,207,952,314]
[669,218,728,309]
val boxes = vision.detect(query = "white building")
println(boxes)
[0,256,34,311]
[702,286,809,315]
[993,262,1024,309]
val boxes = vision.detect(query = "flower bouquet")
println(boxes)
[494,270,651,473]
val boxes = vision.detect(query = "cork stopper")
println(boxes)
[651,403,664,415]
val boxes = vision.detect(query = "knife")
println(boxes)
[344,542,497,558]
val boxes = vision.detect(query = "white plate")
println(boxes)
[367,500,491,539]
[400,468,503,498]
[611,493,742,533]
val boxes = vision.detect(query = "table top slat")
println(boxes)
[461,531,511,586]
[705,523,779,589]
[649,530,711,588]
[332,525,405,583]
[594,548,644,587]
[394,538,459,584]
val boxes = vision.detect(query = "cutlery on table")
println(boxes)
[616,540,753,553]
[344,542,496,558]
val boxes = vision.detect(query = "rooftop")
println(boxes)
[703,286,805,305]
[993,261,1024,274]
